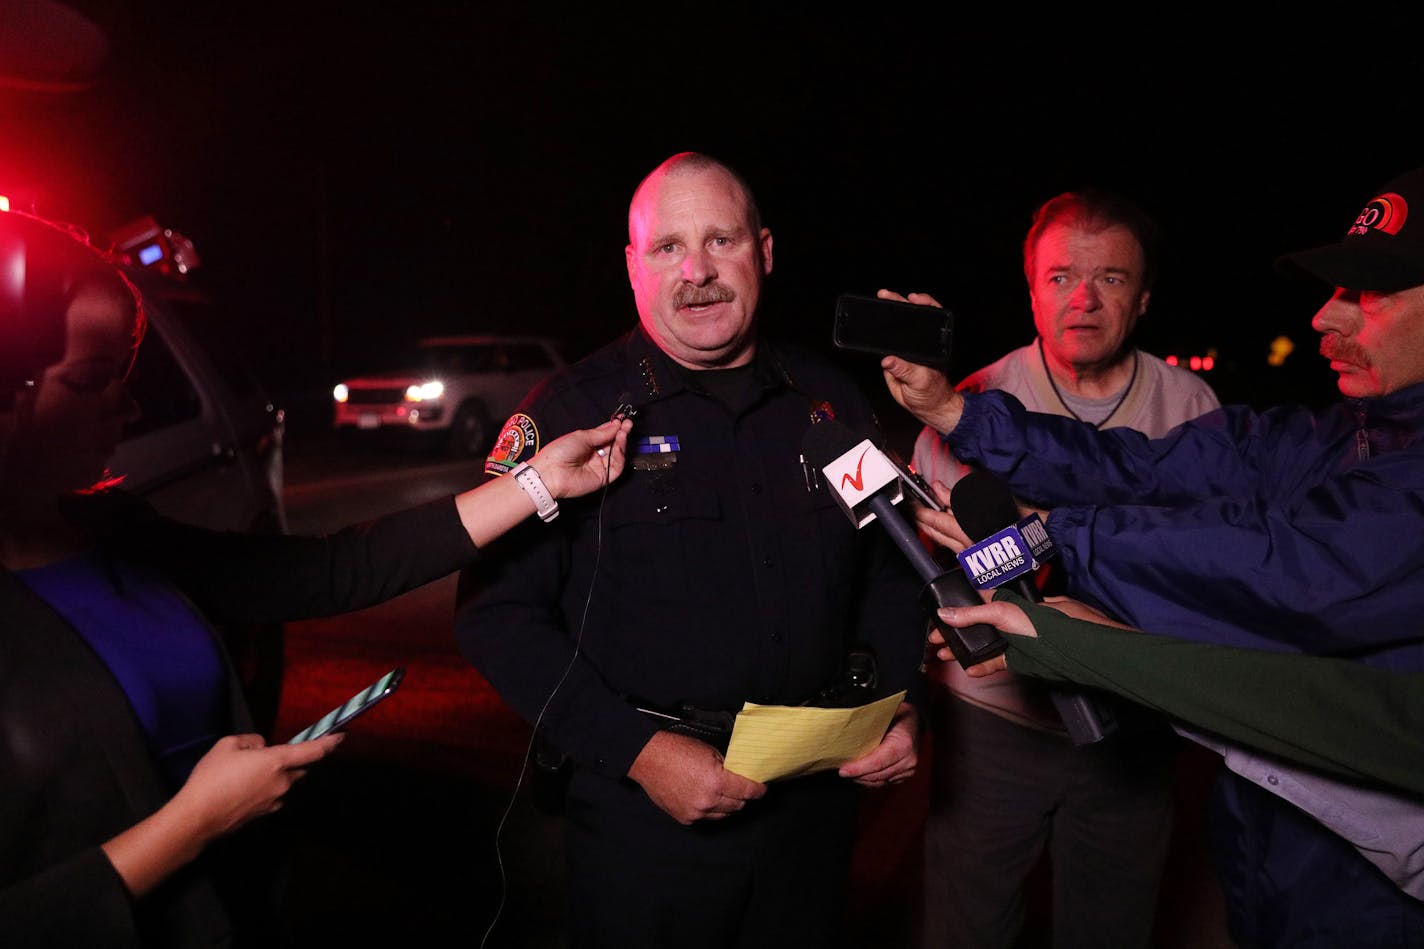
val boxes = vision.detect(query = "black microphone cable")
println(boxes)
[481,404,630,948]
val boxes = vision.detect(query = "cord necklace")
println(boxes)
[1039,338,1138,429]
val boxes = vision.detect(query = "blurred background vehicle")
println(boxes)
[331,333,567,457]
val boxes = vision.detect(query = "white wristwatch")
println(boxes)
[511,462,559,522]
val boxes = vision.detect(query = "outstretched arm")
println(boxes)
[455,417,632,547]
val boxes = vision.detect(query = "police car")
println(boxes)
[106,216,289,735]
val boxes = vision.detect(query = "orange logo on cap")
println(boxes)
[1348,192,1408,236]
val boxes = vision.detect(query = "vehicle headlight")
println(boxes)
[333,383,349,402]
[406,380,444,402]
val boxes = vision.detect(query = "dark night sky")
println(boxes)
[6,5,1424,422]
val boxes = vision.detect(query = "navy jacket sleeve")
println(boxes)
[946,391,1424,661]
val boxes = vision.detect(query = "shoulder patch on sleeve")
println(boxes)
[485,413,541,475]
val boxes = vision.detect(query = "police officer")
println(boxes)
[455,152,926,949]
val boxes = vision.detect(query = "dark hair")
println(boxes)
[0,211,144,408]
[1022,188,1163,291]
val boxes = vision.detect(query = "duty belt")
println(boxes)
[634,703,736,753]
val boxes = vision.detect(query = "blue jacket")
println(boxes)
[945,384,1424,946]
[949,384,1424,667]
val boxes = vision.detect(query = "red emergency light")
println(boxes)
[1165,351,1217,372]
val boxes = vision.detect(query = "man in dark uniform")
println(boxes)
[455,151,927,948]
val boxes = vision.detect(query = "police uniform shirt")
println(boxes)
[455,324,927,779]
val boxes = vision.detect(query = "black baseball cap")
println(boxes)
[1277,165,1424,292]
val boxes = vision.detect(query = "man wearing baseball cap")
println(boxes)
[1279,166,1424,299]
[881,165,1424,946]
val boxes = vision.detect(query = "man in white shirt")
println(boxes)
[904,188,1220,948]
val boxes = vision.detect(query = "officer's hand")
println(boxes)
[627,731,767,825]
[839,702,918,788]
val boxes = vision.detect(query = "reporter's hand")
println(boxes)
[530,418,632,499]
[876,290,963,434]
[933,597,1139,677]
[104,731,344,898]
[174,732,344,841]
[627,730,767,825]
[933,602,1034,676]
[876,289,944,309]
[1040,594,1136,629]
[839,702,918,788]
[913,481,971,553]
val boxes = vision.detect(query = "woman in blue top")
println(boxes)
[0,209,630,947]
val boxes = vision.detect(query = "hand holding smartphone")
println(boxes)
[287,667,406,744]
[832,293,954,367]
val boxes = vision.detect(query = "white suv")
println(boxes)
[332,334,567,457]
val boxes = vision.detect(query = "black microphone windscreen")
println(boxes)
[800,417,870,470]
[952,471,1120,745]
[950,469,1023,542]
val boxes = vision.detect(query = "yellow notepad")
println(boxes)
[721,690,906,782]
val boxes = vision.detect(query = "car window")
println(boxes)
[122,323,203,438]
[422,344,498,374]
[162,295,271,406]
[503,343,556,371]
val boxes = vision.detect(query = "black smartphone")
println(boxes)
[901,465,945,512]
[832,293,954,366]
[286,667,406,744]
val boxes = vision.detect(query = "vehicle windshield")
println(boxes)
[417,343,506,374]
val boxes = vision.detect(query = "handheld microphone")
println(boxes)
[950,469,1119,745]
[801,419,1007,669]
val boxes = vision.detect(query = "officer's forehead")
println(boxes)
[629,166,750,239]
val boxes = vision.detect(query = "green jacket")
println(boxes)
[998,590,1424,797]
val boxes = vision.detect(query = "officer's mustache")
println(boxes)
[675,284,736,308]
[1319,335,1369,368]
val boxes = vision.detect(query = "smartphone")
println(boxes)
[901,464,945,512]
[832,293,954,366]
[286,666,406,743]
